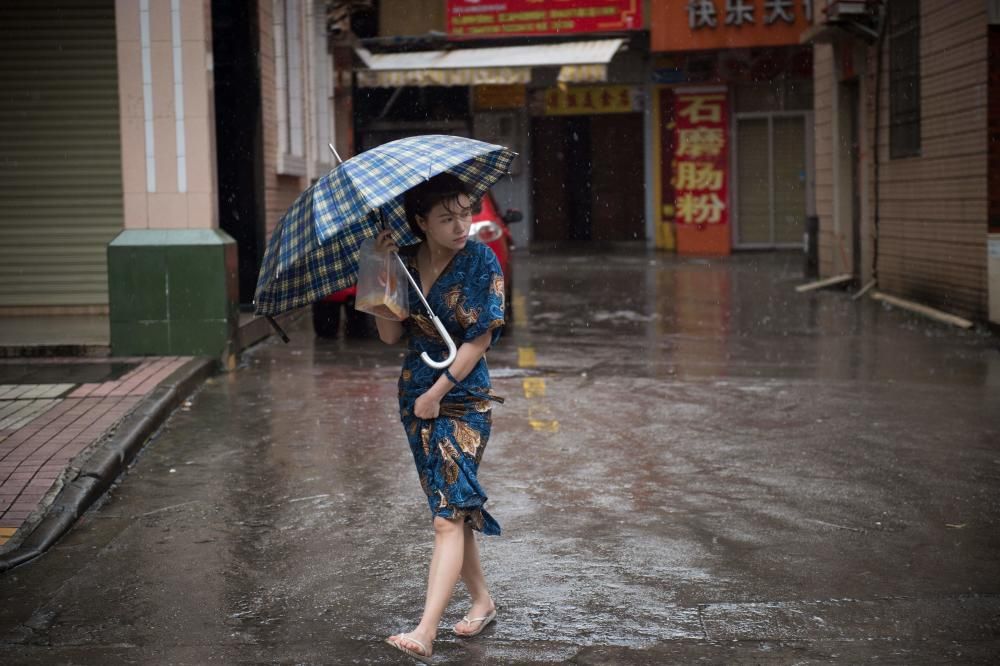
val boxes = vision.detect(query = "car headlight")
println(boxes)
[469,220,503,243]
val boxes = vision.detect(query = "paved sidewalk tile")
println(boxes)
[0,357,192,545]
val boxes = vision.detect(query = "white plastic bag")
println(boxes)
[354,238,409,321]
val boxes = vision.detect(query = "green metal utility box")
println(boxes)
[107,229,239,357]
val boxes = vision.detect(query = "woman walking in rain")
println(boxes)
[376,173,505,663]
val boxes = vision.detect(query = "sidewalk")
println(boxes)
[0,311,293,568]
[0,358,190,541]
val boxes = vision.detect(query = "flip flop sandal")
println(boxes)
[385,633,433,664]
[454,609,497,638]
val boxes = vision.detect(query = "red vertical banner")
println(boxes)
[672,90,731,255]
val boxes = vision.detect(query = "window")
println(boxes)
[274,0,336,177]
[275,0,306,175]
[889,0,920,159]
[311,0,335,175]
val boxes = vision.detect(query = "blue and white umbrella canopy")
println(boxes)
[253,135,517,317]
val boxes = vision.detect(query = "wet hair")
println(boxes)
[403,173,474,239]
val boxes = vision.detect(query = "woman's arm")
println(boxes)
[375,316,404,345]
[412,330,492,419]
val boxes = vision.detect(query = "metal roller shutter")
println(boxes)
[0,0,123,308]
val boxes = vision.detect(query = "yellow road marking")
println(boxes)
[512,290,526,324]
[522,377,546,398]
[529,419,560,432]
[518,345,558,431]
[517,347,537,368]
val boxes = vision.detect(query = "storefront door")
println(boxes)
[733,112,810,248]
[530,113,644,243]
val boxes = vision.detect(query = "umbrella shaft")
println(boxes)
[394,252,434,313]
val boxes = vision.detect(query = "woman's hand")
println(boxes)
[413,392,441,420]
[375,229,398,254]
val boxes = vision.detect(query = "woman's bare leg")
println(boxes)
[387,516,465,656]
[454,523,496,636]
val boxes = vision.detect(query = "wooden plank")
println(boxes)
[871,291,975,328]
[796,274,853,293]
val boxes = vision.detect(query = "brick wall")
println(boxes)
[989,24,1000,233]
[868,0,988,318]
[813,42,837,276]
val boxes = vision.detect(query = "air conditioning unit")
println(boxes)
[823,0,881,41]
[826,0,870,19]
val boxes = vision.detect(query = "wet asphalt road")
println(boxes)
[2,250,999,665]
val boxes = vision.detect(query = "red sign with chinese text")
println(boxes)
[651,0,813,52]
[672,91,729,230]
[448,0,642,38]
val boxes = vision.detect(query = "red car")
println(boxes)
[312,191,521,337]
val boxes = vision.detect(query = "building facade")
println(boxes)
[0,0,351,354]
[648,0,816,255]
[354,0,648,248]
[807,0,999,325]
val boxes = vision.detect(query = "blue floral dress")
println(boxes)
[397,240,505,536]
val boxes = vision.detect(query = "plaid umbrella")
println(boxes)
[253,135,517,321]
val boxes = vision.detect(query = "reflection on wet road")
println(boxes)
[1,250,998,664]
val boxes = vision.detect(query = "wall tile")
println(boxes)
[151,42,175,119]
[123,192,149,230]
[120,117,148,194]
[116,0,141,41]
[148,193,188,229]
[153,117,178,193]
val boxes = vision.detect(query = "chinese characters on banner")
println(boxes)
[671,91,729,228]
[544,86,641,116]
[474,85,527,111]
[651,1,813,51]
[448,0,642,37]
[687,0,812,29]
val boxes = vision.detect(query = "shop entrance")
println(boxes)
[531,113,644,243]
[733,112,810,248]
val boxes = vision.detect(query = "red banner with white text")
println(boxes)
[448,0,642,38]
[672,91,729,229]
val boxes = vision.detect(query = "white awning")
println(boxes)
[355,39,624,88]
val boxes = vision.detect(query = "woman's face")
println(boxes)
[418,194,473,252]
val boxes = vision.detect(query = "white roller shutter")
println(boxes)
[0,0,123,307]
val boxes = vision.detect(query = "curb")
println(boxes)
[0,356,217,573]
[0,344,111,359]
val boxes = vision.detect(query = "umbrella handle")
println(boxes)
[421,315,457,369]
[392,253,458,369]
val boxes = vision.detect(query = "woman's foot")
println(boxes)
[386,630,434,662]
[453,599,497,637]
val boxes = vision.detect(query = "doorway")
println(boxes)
[530,113,644,243]
[733,112,810,248]
[212,0,265,307]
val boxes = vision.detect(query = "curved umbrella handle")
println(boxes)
[393,253,458,369]
[421,315,457,369]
